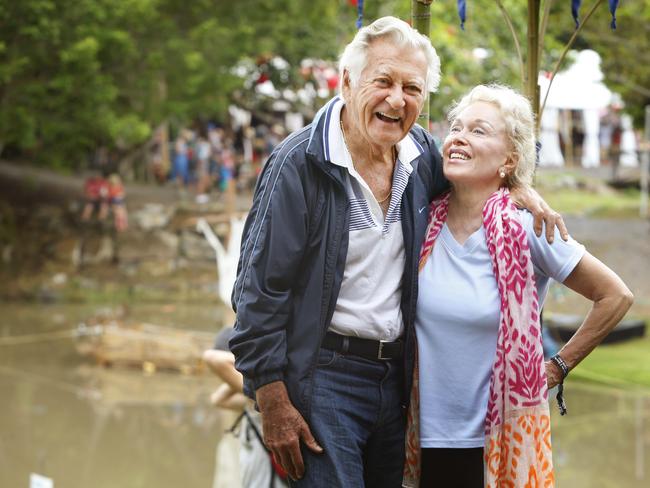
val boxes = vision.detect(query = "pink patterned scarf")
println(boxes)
[403,188,554,488]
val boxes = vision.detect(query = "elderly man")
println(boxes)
[230,16,563,487]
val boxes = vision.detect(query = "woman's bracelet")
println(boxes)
[550,354,569,379]
[550,354,569,415]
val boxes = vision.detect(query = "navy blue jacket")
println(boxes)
[230,97,448,417]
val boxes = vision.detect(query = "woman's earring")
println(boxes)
[499,167,506,178]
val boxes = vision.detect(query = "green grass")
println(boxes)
[535,170,642,218]
[542,188,641,218]
[569,329,650,389]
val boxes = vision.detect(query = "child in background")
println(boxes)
[81,173,109,222]
[108,174,128,232]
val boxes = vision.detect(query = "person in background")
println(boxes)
[195,130,213,204]
[229,17,565,487]
[219,138,236,193]
[172,131,190,188]
[404,84,633,488]
[204,329,289,488]
[81,172,109,222]
[106,174,128,232]
[79,171,126,266]
[208,125,224,191]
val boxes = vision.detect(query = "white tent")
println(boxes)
[537,50,637,168]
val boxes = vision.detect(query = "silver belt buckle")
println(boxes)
[377,340,390,360]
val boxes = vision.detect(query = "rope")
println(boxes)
[0,324,102,346]
[0,364,97,398]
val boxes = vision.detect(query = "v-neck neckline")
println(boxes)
[440,223,484,257]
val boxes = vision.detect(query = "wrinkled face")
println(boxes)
[342,38,428,152]
[442,101,513,189]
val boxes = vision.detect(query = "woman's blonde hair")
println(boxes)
[447,84,536,189]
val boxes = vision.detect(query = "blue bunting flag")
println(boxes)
[571,0,582,28]
[457,0,466,30]
[357,0,364,29]
[609,0,619,29]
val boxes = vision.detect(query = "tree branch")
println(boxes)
[495,0,525,89]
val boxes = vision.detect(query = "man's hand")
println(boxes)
[256,381,323,480]
[510,186,568,243]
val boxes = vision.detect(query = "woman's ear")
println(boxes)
[504,152,519,174]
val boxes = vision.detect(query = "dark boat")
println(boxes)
[543,313,646,344]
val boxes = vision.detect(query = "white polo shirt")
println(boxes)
[325,98,424,341]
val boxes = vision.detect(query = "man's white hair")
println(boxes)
[448,84,537,189]
[338,16,441,95]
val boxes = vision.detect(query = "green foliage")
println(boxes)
[0,0,359,169]
[370,1,565,121]
[388,1,642,128]
[1,0,644,170]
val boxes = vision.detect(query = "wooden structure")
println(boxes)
[76,318,215,374]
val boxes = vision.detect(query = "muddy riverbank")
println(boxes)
[1,161,648,321]
[0,160,251,305]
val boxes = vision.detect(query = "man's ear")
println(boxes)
[341,69,351,99]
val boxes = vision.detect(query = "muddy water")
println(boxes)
[552,382,650,488]
[0,303,233,488]
[1,303,649,487]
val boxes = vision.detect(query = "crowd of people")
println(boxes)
[150,122,285,204]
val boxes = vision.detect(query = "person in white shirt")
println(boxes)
[404,84,633,488]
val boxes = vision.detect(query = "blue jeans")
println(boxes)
[290,348,406,488]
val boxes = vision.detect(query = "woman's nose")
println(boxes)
[449,130,467,144]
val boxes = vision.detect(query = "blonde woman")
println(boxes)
[404,85,633,487]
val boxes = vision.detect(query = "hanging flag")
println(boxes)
[609,0,619,29]
[457,0,466,30]
[356,0,364,29]
[571,0,581,28]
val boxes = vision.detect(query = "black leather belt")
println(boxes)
[322,331,403,361]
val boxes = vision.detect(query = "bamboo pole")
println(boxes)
[640,106,650,218]
[412,0,432,128]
